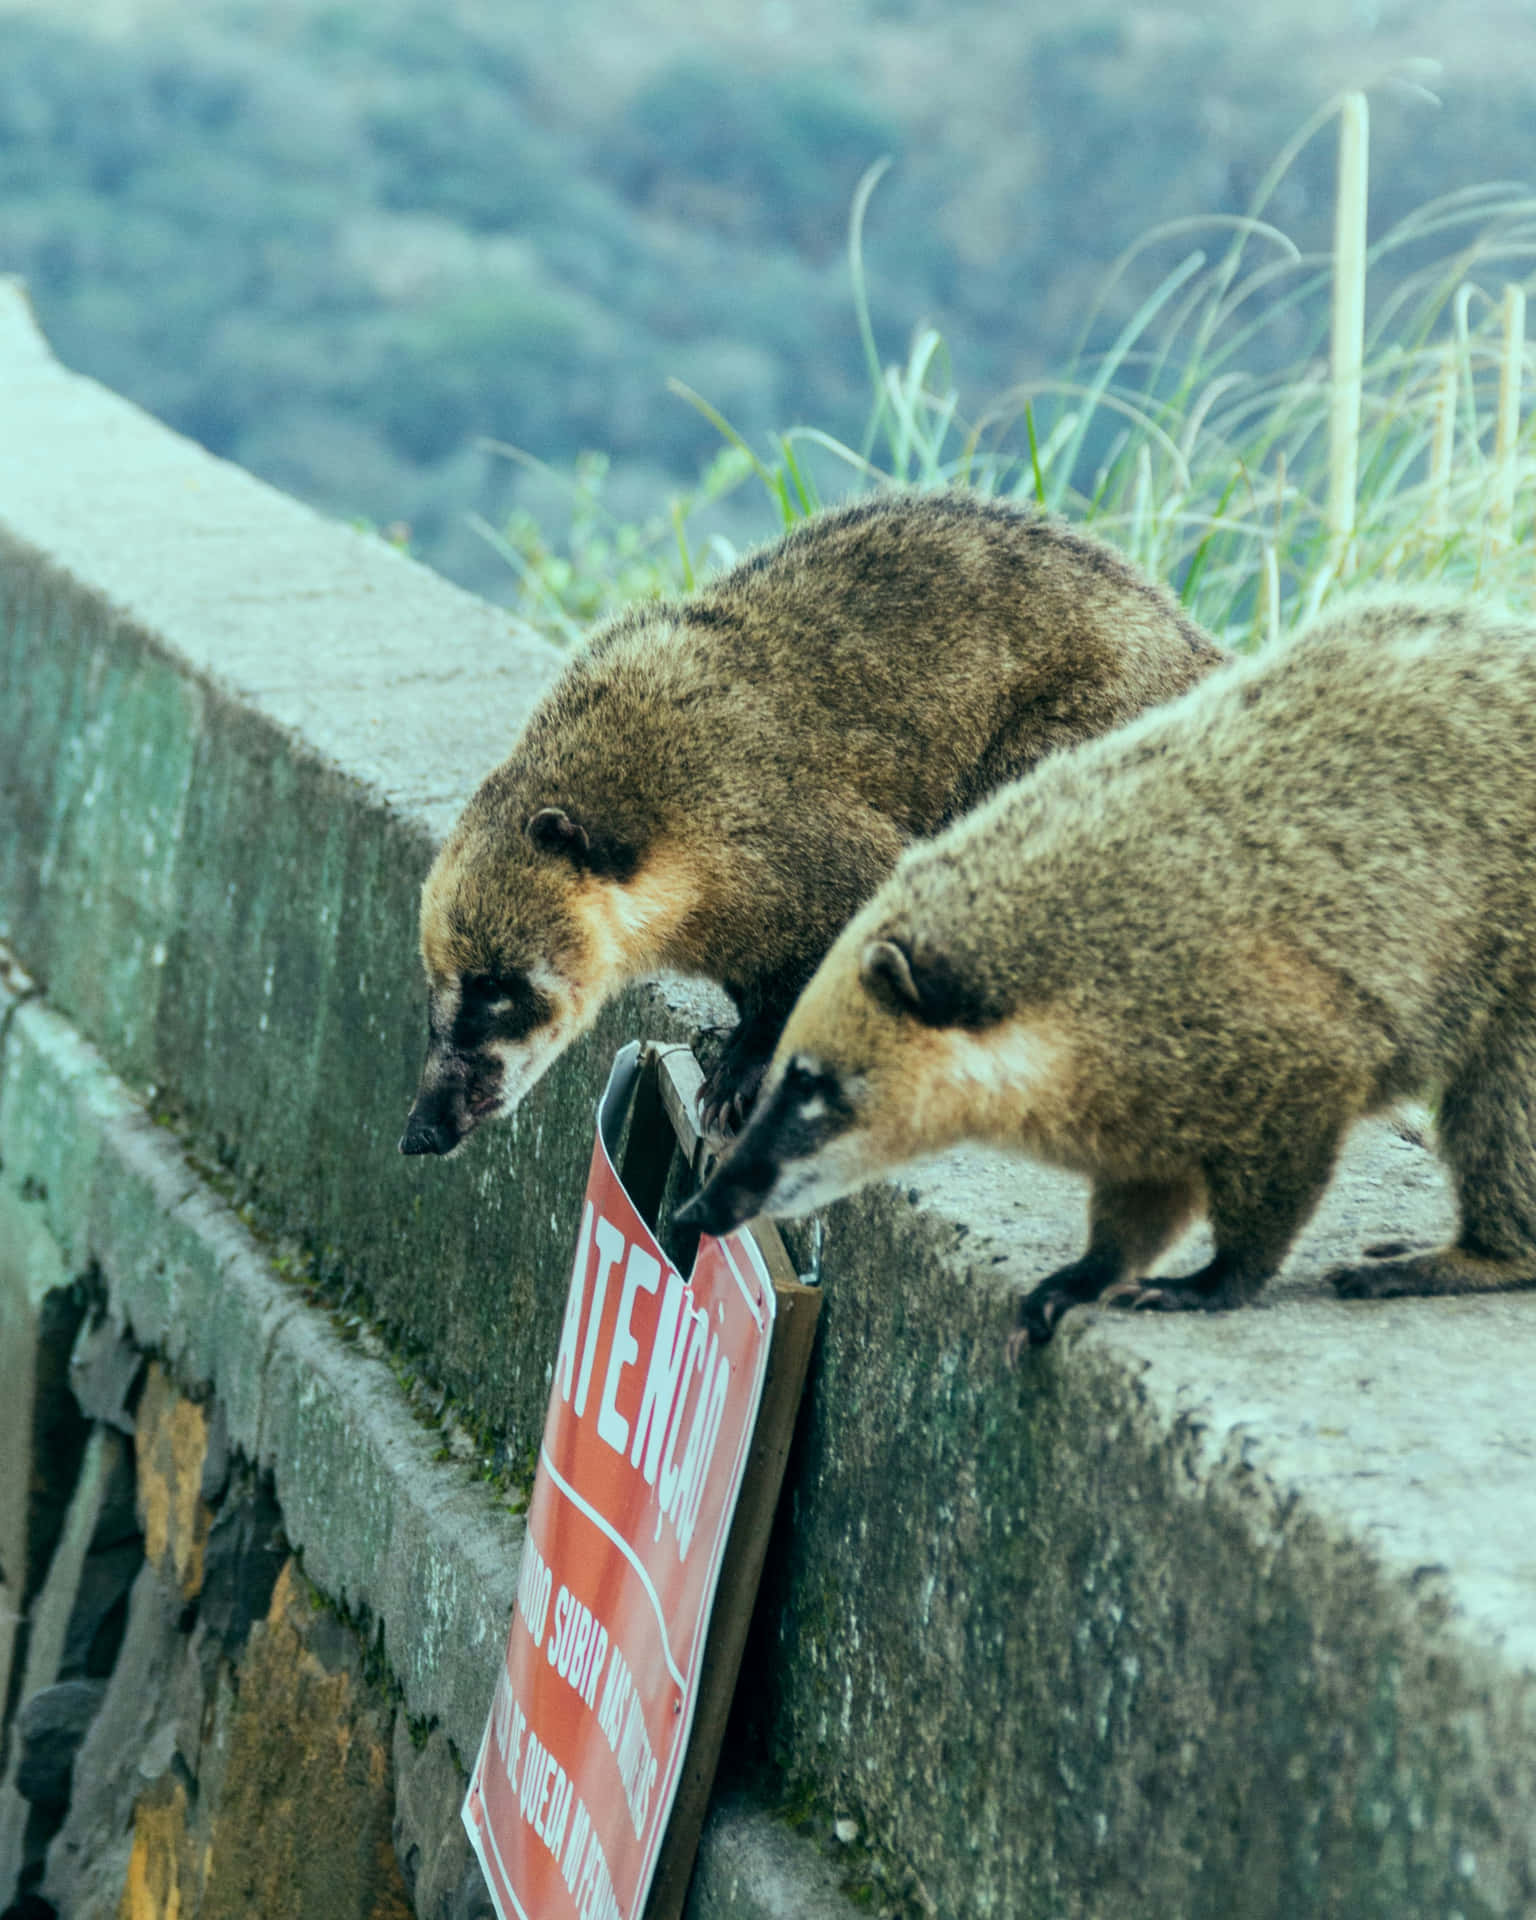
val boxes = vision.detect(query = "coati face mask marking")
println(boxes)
[400,960,568,1156]
[673,1055,872,1234]
[404,812,701,1156]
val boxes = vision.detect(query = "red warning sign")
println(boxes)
[464,1045,776,1920]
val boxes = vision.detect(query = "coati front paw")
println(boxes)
[696,1048,769,1145]
[1008,1288,1073,1360]
[1012,1252,1127,1356]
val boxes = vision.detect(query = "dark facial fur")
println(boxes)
[674,1058,858,1236]
[402,815,589,1156]
[400,964,556,1156]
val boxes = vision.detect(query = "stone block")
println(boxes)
[68,1312,145,1434]
[195,1473,286,1670]
[391,1722,476,1920]
[134,1364,212,1604]
[40,1566,185,1920]
[118,1773,197,1920]
[0,1427,122,1904]
[14,1680,107,1813]
[198,1560,413,1920]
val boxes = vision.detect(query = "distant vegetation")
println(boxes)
[0,3,1532,607]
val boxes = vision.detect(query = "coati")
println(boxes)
[400,490,1221,1157]
[676,593,1536,1346]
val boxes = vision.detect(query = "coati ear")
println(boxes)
[861,938,922,1017]
[526,807,590,861]
[860,937,1001,1029]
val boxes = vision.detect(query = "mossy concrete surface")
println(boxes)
[0,276,704,1462]
[3,284,1536,1917]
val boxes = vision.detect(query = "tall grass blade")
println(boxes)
[1493,281,1526,540]
[1328,92,1370,578]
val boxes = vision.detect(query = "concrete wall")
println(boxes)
[2,282,1534,1919]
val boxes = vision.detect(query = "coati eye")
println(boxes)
[462,970,513,1005]
[784,1057,845,1110]
[458,969,552,1043]
[771,1056,855,1146]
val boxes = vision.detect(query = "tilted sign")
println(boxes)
[464,1043,777,1920]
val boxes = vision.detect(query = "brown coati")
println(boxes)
[400,490,1222,1157]
[676,592,1536,1345]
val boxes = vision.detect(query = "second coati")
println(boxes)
[676,593,1536,1344]
[400,490,1221,1155]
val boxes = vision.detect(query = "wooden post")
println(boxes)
[619,1045,822,1920]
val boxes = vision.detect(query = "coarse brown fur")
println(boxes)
[677,592,1536,1344]
[401,490,1222,1155]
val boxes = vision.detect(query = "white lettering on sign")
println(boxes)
[515,1536,554,1649]
[629,1271,691,1485]
[493,1680,524,1784]
[552,1211,735,1564]
[517,1726,575,1863]
[597,1243,662,1454]
[592,1639,658,1839]
[544,1585,610,1711]
[595,1642,635,1752]
[656,1317,709,1523]
[570,1820,622,1920]
[614,1687,659,1838]
[574,1216,628,1417]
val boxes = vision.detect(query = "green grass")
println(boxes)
[487,86,1536,650]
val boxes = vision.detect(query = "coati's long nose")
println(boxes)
[673,1157,773,1238]
[672,1184,741,1237]
[399,1092,467,1156]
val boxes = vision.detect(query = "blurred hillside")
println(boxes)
[1,0,1532,598]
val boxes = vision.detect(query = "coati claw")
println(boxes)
[1106,1280,1225,1315]
[697,1052,770,1144]
[1011,1289,1069,1354]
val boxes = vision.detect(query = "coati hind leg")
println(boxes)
[1115,1118,1345,1317]
[1331,1001,1536,1299]
[1012,1175,1201,1355]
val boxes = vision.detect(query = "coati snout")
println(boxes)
[400,962,558,1156]
[684,592,1536,1352]
[675,1056,865,1234]
[403,491,1224,1157]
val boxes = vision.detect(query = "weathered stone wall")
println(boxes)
[16,1349,424,1920]
[0,1117,480,1920]
[3,281,1535,1919]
